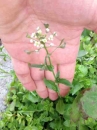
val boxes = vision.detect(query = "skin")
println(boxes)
[0,0,97,100]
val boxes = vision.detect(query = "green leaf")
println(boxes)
[24,126,38,130]
[57,78,73,88]
[82,29,91,37]
[46,65,54,71]
[77,50,87,58]
[44,23,49,28]
[78,125,89,130]
[44,78,59,92]
[78,65,88,76]
[55,71,60,80]
[0,121,5,128]
[29,64,44,69]
[25,93,39,103]
[80,87,97,119]
[9,101,16,111]
[56,99,65,115]
[72,84,83,95]
[71,93,82,123]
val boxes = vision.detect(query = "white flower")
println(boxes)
[40,44,44,48]
[30,39,33,43]
[34,41,40,48]
[48,35,54,41]
[31,33,35,38]
[40,38,47,43]
[37,29,42,34]
[50,43,55,46]
[46,28,50,33]
[36,27,40,30]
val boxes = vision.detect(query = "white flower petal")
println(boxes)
[50,43,55,46]
[40,44,44,48]
[31,33,35,38]
[46,28,50,33]
[36,45,40,48]
[34,43,36,46]
[30,39,33,43]
[36,27,40,30]
[37,29,42,34]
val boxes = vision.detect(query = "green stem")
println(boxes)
[50,46,59,55]
[44,44,61,95]
[44,44,56,79]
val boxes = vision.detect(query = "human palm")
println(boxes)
[0,0,97,100]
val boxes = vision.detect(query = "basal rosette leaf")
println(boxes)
[80,86,97,119]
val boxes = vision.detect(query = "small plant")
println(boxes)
[25,24,73,94]
[1,28,97,130]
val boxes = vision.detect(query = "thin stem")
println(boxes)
[44,44,56,79]
[50,46,59,55]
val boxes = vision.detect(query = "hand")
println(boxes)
[0,0,97,100]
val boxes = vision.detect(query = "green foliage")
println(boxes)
[1,29,97,129]
[56,98,65,115]
[44,78,59,92]
[56,78,73,88]
[81,86,97,120]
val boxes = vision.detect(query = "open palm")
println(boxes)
[0,0,97,100]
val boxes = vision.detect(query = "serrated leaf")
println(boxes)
[56,99,65,115]
[57,78,73,88]
[44,78,58,92]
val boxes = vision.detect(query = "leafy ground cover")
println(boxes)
[0,29,97,130]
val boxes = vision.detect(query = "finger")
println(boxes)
[12,58,36,91]
[58,62,76,96]
[45,65,58,100]
[30,67,48,99]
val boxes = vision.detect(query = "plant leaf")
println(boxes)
[26,93,39,103]
[57,78,73,88]
[46,65,54,71]
[9,101,16,111]
[56,99,65,115]
[44,78,59,92]
[55,71,60,80]
[77,50,87,58]
[44,23,49,28]
[71,84,83,95]
[80,87,97,119]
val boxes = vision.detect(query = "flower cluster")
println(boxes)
[26,24,57,53]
